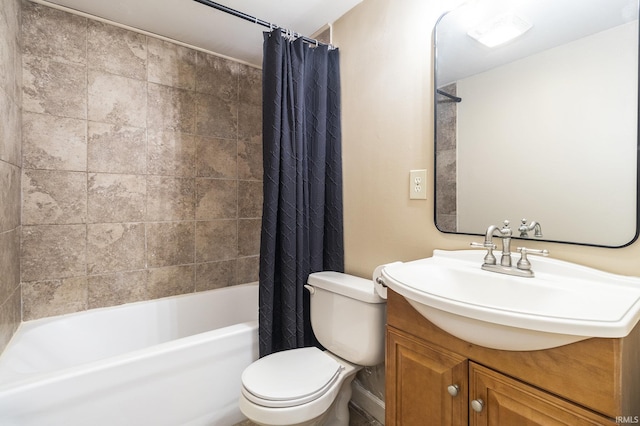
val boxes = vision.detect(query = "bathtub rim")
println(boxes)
[0,282,258,394]
[0,320,258,396]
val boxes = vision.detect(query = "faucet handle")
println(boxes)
[470,241,497,265]
[470,241,496,249]
[516,247,549,271]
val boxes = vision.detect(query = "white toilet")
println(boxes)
[238,271,387,426]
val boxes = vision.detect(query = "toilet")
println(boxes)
[238,271,387,426]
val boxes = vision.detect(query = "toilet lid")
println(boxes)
[241,347,343,408]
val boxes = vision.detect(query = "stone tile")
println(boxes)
[0,0,20,40]
[195,260,236,291]
[147,265,195,299]
[0,0,19,103]
[0,83,21,166]
[87,223,145,274]
[237,256,259,284]
[238,102,262,145]
[0,45,16,109]
[195,92,237,140]
[22,169,87,225]
[435,149,456,183]
[0,12,21,350]
[435,180,457,216]
[22,276,88,320]
[21,224,87,281]
[238,219,261,256]
[0,229,20,307]
[195,52,239,98]
[195,219,237,262]
[238,65,262,143]
[21,1,87,66]
[11,4,268,318]
[147,130,196,177]
[435,149,457,219]
[23,112,87,171]
[146,176,195,221]
[87,121,147,174]
[87,20,146,80]
[148,37,196,90]
[436,213,457,233]
[196,136,236,178]
[146,221,195,267]
[88,70,147,127]
[0,287,20,353]
[435,83,457,152]
[195,178,237,220]
[238,65,261,106]
[22,55,87,119]
[238,139,263,181]
[0,160,20,232]
[238,180,263,218]
[88,173,146,223]
[88,270,147,309]
[148,82,195,133]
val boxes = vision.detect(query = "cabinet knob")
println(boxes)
[447,384,459,396]
[471,398,485,412]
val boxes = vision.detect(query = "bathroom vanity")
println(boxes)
[385,289,639,425]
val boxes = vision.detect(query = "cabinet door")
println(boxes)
[469,362,616,426]
[386,328,468,426]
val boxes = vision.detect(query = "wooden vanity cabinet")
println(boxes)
[386,289,639,426]
[469,362,616,425]
[386,329,468,425]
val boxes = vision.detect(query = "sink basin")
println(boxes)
[381,250,640,351]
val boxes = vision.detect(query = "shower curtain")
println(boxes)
[259,29,344,357]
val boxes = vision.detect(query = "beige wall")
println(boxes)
[19,2,263,321]
[334,0,640,279]
[0,0,22,352]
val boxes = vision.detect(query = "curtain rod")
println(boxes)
[192,0,331,48]
[436,89,462,103]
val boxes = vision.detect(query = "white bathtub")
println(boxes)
[0,283,258,426]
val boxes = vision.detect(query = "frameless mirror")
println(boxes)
[434,0,639,247]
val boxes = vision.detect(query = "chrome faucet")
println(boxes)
[471,219,549,277]
[486,220,513,267]
[518,218,543,238]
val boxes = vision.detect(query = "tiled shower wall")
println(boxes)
[20,1,263,320]
[0,0,22,352]
[435,83,457,232]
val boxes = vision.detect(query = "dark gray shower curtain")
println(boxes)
[259,29,344,357]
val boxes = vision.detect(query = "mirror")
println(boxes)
[434,0,639,247]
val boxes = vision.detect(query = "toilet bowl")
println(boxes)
[239,348,359,426]
[239,272,387,426]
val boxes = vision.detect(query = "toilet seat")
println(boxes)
[241,347,344,408]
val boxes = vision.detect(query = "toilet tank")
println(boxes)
[306,271,386,366]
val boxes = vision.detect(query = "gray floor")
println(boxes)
[234,402,382,426]
[348,403,383,426]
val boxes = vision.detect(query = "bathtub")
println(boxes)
[0,283,258,426]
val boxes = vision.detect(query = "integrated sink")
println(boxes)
[381,250,640,351]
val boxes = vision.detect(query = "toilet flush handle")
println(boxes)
[304,284,315,294]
